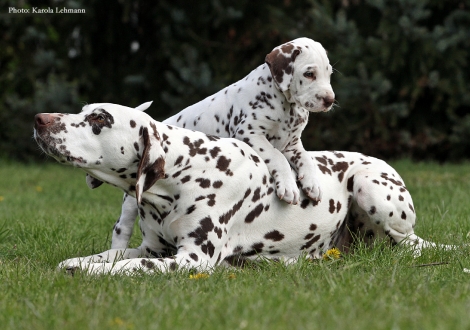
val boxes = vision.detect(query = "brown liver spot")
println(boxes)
[264,230,285,242]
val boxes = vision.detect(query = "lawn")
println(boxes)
[0,160,469,330]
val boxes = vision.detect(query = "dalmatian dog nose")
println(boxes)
[35,113,53,127]
[322,95,335,108]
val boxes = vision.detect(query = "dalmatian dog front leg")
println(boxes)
[283,138,321,202]
[74,250,212,275]
[240,134,301,205]
[111,193,138,249]
[86,175,138,249]
[60,215,169,270]
[65,213,224,275]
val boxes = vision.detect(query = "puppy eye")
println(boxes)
[303,72,316,80]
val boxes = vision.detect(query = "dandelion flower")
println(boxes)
[35,186,43,192]
[189,273,209,280]
[111,317,125,326]
[0,196,4,202]
[228,273,236,279]
[108,317,134,329]
[323,247,341,260]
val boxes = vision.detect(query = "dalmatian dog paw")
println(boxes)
[59,259,115,275]
[274,174,301,205]
[58,248,142,271]
[58,257,94,270]
[298,173,322,202]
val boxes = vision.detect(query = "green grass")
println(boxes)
[0,160,469,330]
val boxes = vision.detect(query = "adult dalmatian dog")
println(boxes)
[34,102,445,274]
[104,37,335,250]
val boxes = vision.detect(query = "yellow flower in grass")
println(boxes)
[228,273,236,279]
[108,317,134,329]
[189,273,209,280]
[0,196,4,202]
[323,247,341,260]
[35,186,43,192]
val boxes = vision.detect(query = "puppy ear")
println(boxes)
[86,174,103,189]
[265,42,302,94]
[134,101,153,112]
[135,123,165,204]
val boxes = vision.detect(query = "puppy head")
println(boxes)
[265,37,335,113]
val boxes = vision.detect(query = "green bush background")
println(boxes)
[1,0,469,161]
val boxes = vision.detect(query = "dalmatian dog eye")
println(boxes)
[303,71,316,80]
[96,114,106,122]
[84,109,115,135]
[87,113,105,122]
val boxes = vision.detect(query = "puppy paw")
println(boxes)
[275,175,301,205]
[298,175,322,202]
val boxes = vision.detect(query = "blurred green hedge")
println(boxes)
[1,0,469,161]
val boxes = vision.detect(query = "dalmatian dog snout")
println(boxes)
[315,91,335,110]
[34,113,62,134]
[34,113,70,161]
[34,113,69,137]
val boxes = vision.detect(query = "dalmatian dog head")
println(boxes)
[265,37,335,112]
[34,102,164,203]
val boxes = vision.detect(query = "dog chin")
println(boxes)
[45,146,84,166]
[305,105,326,113]
[309,103,333,113]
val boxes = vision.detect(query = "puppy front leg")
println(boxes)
[283,139,321,202]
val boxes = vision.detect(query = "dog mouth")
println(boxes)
[302,99,335,113]
[322,104,334,112]
[34,130,85,165]
[65,155,86,164]
[303,101,329,113]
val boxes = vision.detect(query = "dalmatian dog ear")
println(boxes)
[86,174,103,189]
[134,101,153,112]
[135,123,166,204]
[265,42,302,101]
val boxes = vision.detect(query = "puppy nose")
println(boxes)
[35,113,52,127]
[322,96,334,108]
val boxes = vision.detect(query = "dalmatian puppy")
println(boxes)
[165,37,335,204]
[34,103,448,275]
[98,37,335,250]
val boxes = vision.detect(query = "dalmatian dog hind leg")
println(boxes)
[349,169,454,255]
